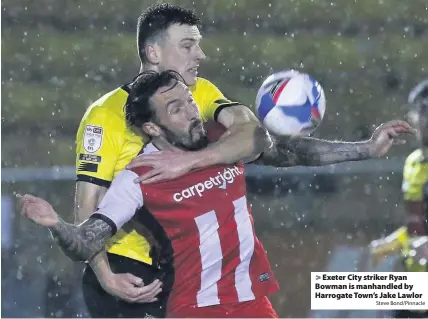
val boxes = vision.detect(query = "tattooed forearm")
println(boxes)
[48,217,113,262]
[255,135,371,167]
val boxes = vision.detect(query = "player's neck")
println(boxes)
[140,63,159,73]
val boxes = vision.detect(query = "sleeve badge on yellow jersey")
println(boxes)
[79,154,101,163]
[83,125,103,153]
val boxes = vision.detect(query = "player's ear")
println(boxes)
[143,122,161,137]
[145,43,161,65]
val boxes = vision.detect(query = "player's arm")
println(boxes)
[75,107,122,223]
[252,135,371,166]
[75,108,123,222]
[190,81,271,168]
[21,170,142,262]
[74,182,111,278]
[74,182,108,224]
[74,108,123,275]
[50,214,114,261]
[194,103,371,167]
[253,120,414,167]
[57,170,141,261]
[191,82,413,167]
[203,105,271,164]
[185,83,410,168]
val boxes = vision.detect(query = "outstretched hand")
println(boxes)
[17,194,59,227]
[368,120,417,157]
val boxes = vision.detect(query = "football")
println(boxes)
[255,70,326,136]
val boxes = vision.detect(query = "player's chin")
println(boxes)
[190,132,208,149]
[191,125,205,138]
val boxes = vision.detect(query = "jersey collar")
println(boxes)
[142,142,160,155]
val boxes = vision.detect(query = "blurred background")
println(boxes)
[2,0,428,317]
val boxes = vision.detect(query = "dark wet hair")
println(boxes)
[137,3,201,63]
[125,70,184,128]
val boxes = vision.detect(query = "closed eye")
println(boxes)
[169,105,181,114]
[182,44,192,51]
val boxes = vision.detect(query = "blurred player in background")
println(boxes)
[370,79,428,318]
[396,80,428,318]
[403,80,428,238]
[74,3,272,318]
[20,70,415,318]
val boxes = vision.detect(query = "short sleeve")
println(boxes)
[76,106,125,188]
[193,78,240,122]
[92,170,143,233]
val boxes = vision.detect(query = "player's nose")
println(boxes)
[195,46,206,61]
[186,105,199,122]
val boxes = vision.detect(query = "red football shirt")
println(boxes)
[95,142,279,313]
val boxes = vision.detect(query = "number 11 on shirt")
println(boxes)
[194,196,256,307]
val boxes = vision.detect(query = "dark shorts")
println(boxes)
[82,253,172,318]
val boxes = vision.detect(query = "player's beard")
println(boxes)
[157,120,209,151]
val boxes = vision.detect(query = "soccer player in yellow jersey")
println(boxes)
[370,79,428,318]
[371,80,428,251]
[396,81,428,318]
[402,80,428,238]
[75,4,268,317]
[74,4,416,318]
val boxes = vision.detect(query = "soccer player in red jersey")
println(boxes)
[19,71,414,317]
